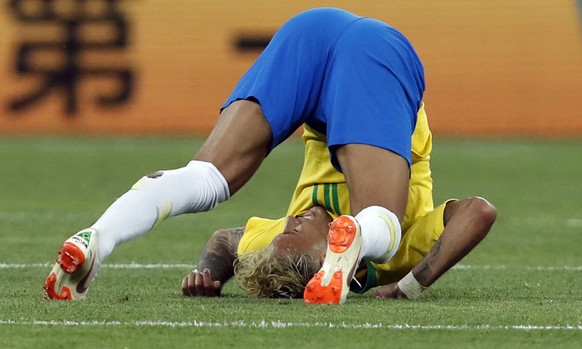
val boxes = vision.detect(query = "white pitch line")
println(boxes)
[0,263,194,269]
[0,319,580,331]
[1,263,581,271]
[452,264,582,272]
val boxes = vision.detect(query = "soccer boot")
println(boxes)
[43,228,99,300]
[304,215,362,304]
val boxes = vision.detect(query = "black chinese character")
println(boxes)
[7,0,135,116]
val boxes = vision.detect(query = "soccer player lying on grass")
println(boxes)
[44,7,492,304]
[181,125,497,301]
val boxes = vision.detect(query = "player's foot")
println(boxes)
[304,215,362,304]
[43,228,100,300]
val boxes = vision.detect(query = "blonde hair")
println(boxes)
[234,250,319,299]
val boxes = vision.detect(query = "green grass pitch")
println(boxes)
[0,136,581,348]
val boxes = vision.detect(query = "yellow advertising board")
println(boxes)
[1,0,581,136]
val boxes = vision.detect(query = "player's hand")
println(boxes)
[372,282,409,299]
[181,268,222,297]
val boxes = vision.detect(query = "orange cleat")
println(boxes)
[304,215,362,305]
[43,229,99,300]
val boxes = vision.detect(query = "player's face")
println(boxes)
[268,206,332,266]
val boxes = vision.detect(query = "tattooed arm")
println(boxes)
[374,197,497,299]
[182,227,244,297]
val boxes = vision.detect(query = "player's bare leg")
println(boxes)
[337,144,409,218]
[195,99,272,195]
[305,144,408,304]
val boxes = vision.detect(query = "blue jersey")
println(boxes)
[222,7,425,168]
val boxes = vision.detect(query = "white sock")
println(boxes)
[91,160,230,261]
[356,206,402,264]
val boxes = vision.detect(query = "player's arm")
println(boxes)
[181,227,244,297]
[374,197,497,299]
